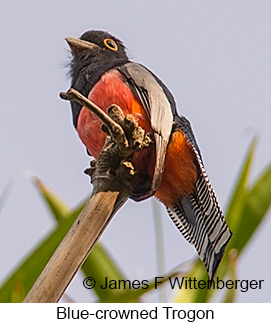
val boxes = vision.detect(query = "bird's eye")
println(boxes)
[104,38,118,51]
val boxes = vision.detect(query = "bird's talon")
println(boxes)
[107,104,125,123]
[101,124,110,135]
[90,159,97,167]
[84,167,95,177]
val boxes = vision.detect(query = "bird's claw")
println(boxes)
[106,104,153,155]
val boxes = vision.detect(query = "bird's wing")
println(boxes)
[118,62,174,194]
[166,115,232,279]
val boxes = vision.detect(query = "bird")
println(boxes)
[65,30,232,280]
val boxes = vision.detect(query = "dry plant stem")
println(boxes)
[23,191,119,303]
[60,89,128,148]
[24,89,152,303]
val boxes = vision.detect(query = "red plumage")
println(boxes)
[77,69,197,207]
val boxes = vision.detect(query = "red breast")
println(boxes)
[77,69,156,183]
[77,69,197,206]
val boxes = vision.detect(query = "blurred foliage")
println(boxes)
[0,177,172,302]
[0,139,270,302]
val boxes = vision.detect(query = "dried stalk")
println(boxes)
[23,89,152,302]
[23,191,119,302]
[60,89,128,148]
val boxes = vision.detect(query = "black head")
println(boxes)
[66,30,128,81]
[79,30,127,57]
[66,30,130,128]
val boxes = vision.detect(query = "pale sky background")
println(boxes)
[0,0,270,302]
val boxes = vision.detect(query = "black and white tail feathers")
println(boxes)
[166,116,232,280]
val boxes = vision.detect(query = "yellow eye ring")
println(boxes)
[104,38,118,51]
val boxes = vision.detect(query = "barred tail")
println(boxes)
[166,151,232,280]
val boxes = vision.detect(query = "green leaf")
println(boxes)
[213,139,271,290]
[32,176,71,222]
[225,137,257,231]
[100,269,181,303]
[215,141,271,299]
[222,249,238,303]
[0,206,81,302]
[81,243,128,301]
[230,164,271,253]
[214,138,259,279]
[173,260,209,303]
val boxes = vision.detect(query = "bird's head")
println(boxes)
[66,30,128,64]
[65,30,130,127]
[66,30,129,83]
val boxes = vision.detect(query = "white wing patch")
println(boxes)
[123,63,173,192]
